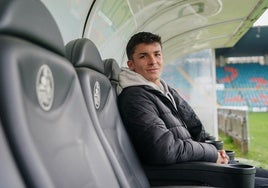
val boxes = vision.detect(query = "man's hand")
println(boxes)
[216,150,229,164]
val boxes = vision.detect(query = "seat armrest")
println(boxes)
[144,162,255,188]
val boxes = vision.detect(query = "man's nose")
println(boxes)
[148,55,157,64]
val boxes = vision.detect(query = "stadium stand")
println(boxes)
[216,63,268,110]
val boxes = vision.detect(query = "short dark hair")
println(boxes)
[126,32,162,60]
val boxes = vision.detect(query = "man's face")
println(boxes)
[127,42,163,86]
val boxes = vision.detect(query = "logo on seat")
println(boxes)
[36,64,54,111]
[93,81,101,109]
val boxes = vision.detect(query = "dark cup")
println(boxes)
[225,150,237,164]
[225,150,235,161]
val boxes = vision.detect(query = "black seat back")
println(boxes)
[103,58,122,95]
[0,0,123,187]
[66,38,150,188]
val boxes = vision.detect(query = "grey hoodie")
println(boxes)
[119,67,177,108]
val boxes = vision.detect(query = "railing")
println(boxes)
[218,108,249,153]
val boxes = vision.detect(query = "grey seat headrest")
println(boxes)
[0,0,65,56]
[103,58,121,81]
[66,38,105,74]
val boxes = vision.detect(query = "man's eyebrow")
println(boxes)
[136,52,148,56]
[135,50,161,56]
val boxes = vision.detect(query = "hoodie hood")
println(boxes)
[119,67,161,90]
[119,67,178,109]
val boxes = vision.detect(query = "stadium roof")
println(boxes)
[215,26,268,58]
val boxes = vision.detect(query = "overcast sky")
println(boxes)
[253,9,268,26]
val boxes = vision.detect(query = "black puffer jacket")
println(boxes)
[118,84,218,165]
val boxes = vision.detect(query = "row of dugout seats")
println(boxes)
[0,0,256,187]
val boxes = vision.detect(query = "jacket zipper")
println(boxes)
[156,91,188,129]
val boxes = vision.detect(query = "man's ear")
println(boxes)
[127,60,135,71]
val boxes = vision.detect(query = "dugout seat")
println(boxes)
[103,58,122,95]
[66,38,151,188]
[0,0,128,187]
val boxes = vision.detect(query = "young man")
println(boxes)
[118,31,228,165]
[117,32,268,187]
